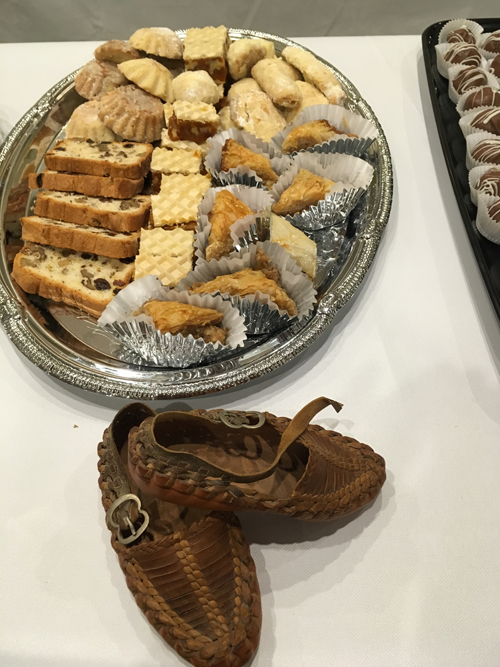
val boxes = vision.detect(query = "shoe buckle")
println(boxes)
[106,493,150,545]
[219,410,265,429]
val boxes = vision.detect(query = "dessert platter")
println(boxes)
[0,27,392,399]
[423,18,500,320]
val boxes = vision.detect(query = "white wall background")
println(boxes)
[1,0,499,41]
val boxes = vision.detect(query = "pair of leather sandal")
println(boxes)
[98,398,386,667]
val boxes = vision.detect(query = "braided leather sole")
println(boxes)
[98,412,262,667]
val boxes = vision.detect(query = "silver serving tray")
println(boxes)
[0,30,392,399]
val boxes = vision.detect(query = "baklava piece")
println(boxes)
[282,119,358,153]
[227,37,275,80]
[206,190,254,262]
[190,268,297,317]
[273,169,335,216]
[183,26,230,84]
[139,300,227,344]
[270,213,317,279]
[134,227,194,286]
[129,27,183,59]
[220,138,279,189]
[168,100,220,144]
[151,173,211,227]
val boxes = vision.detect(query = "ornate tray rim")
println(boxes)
[0,29,393,400]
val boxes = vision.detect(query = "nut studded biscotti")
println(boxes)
[21,216,140,259]
[12,242,135,318]
[44,139,153,179]
[34,191,150,232]
[28,171,144,199]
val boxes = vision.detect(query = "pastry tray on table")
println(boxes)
[0,29,392,400]
[422,18,500,319]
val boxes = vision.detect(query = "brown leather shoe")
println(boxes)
[98,403,261,667]
[127,397,386,521]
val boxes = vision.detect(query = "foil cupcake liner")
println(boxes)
[465,131,500,170]
[448,65,499,104]
[179,240,316,333]
[271,104,378,158]
[438,19,484,45]
[97,275,247,367]
[271,151,373,231]
[205,128,292,188]
[469,164,500,204]
[231,211,272,249]
[476,192,500,243]
[195,183,274,261]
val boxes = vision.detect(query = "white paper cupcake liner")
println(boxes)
[466,131,500,170]
[478,33,500,60]
[271,152,373,231]
[459,109,500,139]
[438,19,484,45]
[97,275,247,367]
[178,240,317,333]
[456,85,500,116]
[476,192,500,243]
[435,42,487,79]
[270,104,378,158]
[448,65,498,104]
[194,184,274,262]
[469,165,500,205]
[205,128,292,188]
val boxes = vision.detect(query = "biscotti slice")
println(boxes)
[21,216,140,259]
[12,242,134,318]
[28,171,143,199]
[151,173,211,226]
[134,227,194,286]
[44,139,153,179]
[34,191,150,232]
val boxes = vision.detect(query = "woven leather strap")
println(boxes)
[137,397,343,484]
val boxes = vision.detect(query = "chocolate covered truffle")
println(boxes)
[444,43,482,67]
[477,168,500,197]
[484,31,500,55]
[471,109,500,136]
[453,67,488,95]
[463,87,500,111]
[488,200,500,223]
[471,138,500,165]
[489,55,500,78]
[447,27,476,44]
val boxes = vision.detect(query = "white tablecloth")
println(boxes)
[1,36,500,667]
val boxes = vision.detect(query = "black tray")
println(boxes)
[422,19,500,319]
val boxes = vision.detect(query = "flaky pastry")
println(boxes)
[220,138,279,189]
[281,119,357,153]
[190,268,297,317]
[273,169,335,216]
[206,190,254,262]
[138,299,227,344]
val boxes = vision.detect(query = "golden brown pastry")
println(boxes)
[139,299,227,344]
[281,119,357,153]
[253,249,282,284]
[251,58,302,108]
[273,169,335,216]
[190,268,297,316]
[206,190,254,262]
[220,138,279,188]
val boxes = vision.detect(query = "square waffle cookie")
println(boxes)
[168,101,219,144]
[134,227,194,286]
[151,147,201,175]
[183,26,230,83]
[151,173,211,226]
[160,130,209,156]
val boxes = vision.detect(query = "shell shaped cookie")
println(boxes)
[66,100,118,142]
[98,85,165,143]
[172,70,222,104]
[118,58,174,102]
[129,27,183,59]
[94,40,140,64]
[75,60,126,100]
